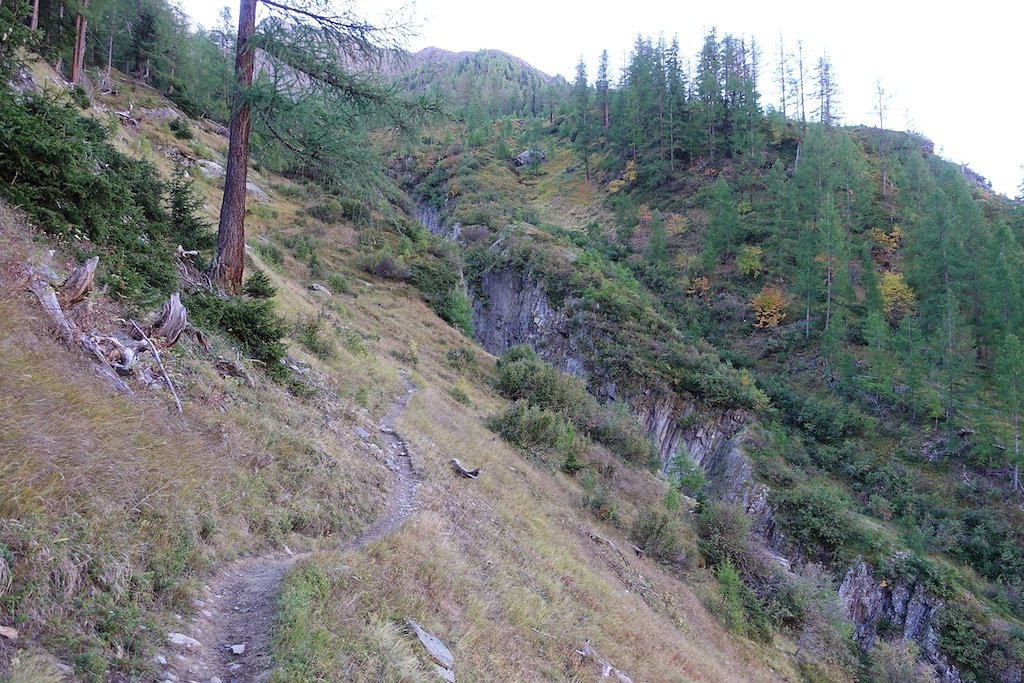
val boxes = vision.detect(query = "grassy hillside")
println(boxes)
[387,74,1024,680]
[0,68,806,682]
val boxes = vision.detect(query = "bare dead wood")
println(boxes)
[215,354,255,387]
[58,256,99,307]
[587,530,629,566]
[116,103,139,127]
[450,458,481,479]
[176,246,213,292]
[27,272,131,393]
[93,334,146,371]
[130,320,182,413]
[146,293,188,347]
[575,641,634,683]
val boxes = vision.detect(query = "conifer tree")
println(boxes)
[211,0,438,292]
[703,174,738,268]
[572,57,593,181]
[997,333,1024,492]
[596,49,610,131]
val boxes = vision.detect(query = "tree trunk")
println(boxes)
[31,0,41,30]
[70,0,89,85]
[211,0,257,293]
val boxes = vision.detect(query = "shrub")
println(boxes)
[716,559,773,643]
[363,250,410,280]
[443,288,474,336]
[669,449,707,499]
[243,269,277,299]
[581,470,617,522]
[445,347,476,370]
[0,90,207,302]
[750,286,786,328]
[186,293,288,377]
[773,485,859,561]
[738,245,764,278]
[168,116,194,140]
[295,313,334,359]
[696,502,757,572]
[495,347,657,464]
[630,509,685,563]
[880,271,915,323]
[327,274,351,294]
[448,380,471,405]
[487,401,585,461]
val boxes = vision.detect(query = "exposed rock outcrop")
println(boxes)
[840,557,962,683]
[416,203,444,236]
[471,268,585,377]
[513,148,545,167]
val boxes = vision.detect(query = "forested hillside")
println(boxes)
[2,1,1024,682]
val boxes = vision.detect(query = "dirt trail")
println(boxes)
[164,373,418,683]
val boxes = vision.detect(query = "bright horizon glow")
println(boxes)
[179,0,1024,197]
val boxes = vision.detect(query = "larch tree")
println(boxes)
[211,0,438,292]
[572,56,593,181]
[596,49,610,131]
[997,333,1024,492]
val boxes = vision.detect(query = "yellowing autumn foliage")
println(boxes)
[638,204,653,225]
[737,245,764,278]
[623,159,638,183]
[750,286,787,328]
[868,225,903,251]
[880,271,915,322]
[687,276,711,304]
[667,213,688,235]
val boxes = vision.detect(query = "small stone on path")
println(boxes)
[230,643,246,655]
[167,632,202,650]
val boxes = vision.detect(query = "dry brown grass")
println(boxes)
[2,73,801,681]
[272,271,800,682]
[0,206,401,678]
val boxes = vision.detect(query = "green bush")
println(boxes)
[696,502,757,572]
[495,347,656,464]
[186,292,288,376]
[668,449,707,499]
[0,90,209,302]
[327,273,351,294]
[443,288,474,336]
[295,313,334,359]
[581,470,617,522]
[773,485,860,562]
[488,401,585,461]
[169,116,194,140]
[243,269,277,299]
[630,509,685,563]
[716,559,774,643]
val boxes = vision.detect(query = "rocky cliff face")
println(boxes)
[471,268,586,377]
[840,558,962,683]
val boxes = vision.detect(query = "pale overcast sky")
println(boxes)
[180,0,1023,197]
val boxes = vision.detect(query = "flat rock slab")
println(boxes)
[406,619,454,673]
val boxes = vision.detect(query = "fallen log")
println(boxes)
[587,530,629,566]
[406,619,456,682]
[450,458,481,479]
[131,319,182,413]
[575,641,634,683]
[27,271,131,393]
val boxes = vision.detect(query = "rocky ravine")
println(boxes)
[469,263,962,681]
[163,373,419,683]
